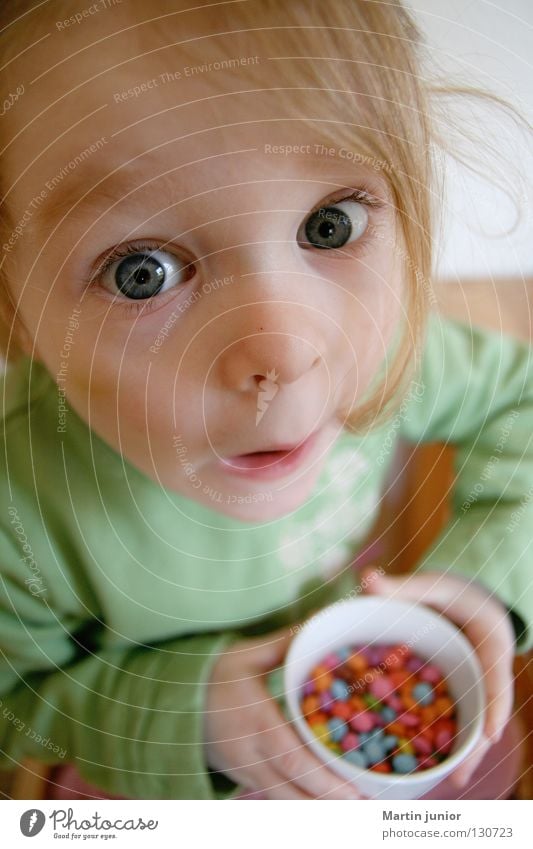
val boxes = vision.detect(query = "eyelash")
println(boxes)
[82,240,192,318]
[304,186,387,259]
[84,186,388,317]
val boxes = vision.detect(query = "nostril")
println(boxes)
[256,369,281,386]
[253,373,269,386]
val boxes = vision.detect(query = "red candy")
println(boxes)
[411,733,433,755]
[341,732,360,752]
[385,693,404,712]
[384,647,409,669]
[419,664,442,684]
[400,711,421,728]
[369,675,395,700]
[350,711,376,733]
[331,701,352,721]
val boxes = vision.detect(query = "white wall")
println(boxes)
[406,0,532,279]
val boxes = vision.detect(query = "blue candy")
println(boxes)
[381,706,397,723]
[412,682,435,706]
[392,754,418,774]
[383,734,398,753]
[359,728,384,746]
[363,739,386,766]
[330,679,350,701]
[337,647,351,661]
[327,717,348,742]
[343,748,368,769]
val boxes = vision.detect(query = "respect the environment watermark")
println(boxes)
[2,138,108,253]
[113,56,261,102]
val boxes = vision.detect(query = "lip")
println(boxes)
[219,429,323,480]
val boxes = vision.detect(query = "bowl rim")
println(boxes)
[283,596,486,784]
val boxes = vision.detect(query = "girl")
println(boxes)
[0,0,531,800]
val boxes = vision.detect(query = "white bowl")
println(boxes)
[284,596,485,800]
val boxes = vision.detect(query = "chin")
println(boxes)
[200,465,326,523]
[205,498,304,524]
[212,493,306,523]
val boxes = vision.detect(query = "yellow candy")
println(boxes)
[311,723,329,741]
[397,737,414,756]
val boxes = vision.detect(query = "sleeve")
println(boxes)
[398,310,533,654]
[0,529,240,799]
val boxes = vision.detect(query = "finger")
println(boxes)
[237,767,315,800]
[361,568,478,618]
[362,569,513,644]
[227,625,295,672]
[459,597,515,742]
[239,680,362,799]
[468,617,514,742]
[449,733,492,789]
[261,702,361,799]
[270,743,362,800]
[363,568,515,742]
[231,764,315,799]
[261,774,315,800]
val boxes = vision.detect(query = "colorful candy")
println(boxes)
[412,682,435,705]
[392,753,418,773]
[330,679,350,701]
[299,643,458,776]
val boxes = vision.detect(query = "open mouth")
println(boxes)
[220,431,322,479]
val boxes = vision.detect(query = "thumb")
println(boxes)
[360,566,409,595]
[361,566,430,604]
[361,566,473,618]
[239,625,296,671]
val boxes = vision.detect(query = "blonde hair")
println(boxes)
[0,1,522,431]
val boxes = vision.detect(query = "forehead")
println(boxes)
[3,2,390,230]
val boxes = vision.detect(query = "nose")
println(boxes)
[219,319,323,393]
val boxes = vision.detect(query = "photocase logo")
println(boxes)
[256,369,279,425]
[20,809,46,837]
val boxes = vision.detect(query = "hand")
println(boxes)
[204,625,363,799]
[361,567,515,789]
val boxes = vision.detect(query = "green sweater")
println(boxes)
[0,311,532,799]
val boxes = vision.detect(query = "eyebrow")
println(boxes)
[32,147,389,235]
[31,161,156,234]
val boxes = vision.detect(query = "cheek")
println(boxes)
[36,314,151,436]
[340,253,401,336]
[332,254,403,392]
[86,337,204,451]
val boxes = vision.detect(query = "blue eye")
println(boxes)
[298,199,370,250]
[100,248,192,300]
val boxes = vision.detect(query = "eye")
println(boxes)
[298,198,370,250]
[99,247,192,300]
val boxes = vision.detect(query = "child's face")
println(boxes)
[4,4,403,521]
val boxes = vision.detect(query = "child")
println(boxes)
[0,0,531,800]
